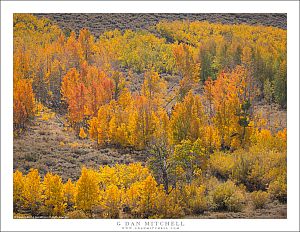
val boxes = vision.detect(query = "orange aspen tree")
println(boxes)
[65,31,81,69]
[209,66,252,149]
[13,78,35,129]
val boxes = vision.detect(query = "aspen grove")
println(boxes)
[13,14,287,218]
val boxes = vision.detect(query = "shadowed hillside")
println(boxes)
[34,13,287,37]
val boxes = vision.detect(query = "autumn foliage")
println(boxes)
[13,78,35,129]
[13,14,286,129]
[14,131,286,218]
[13,14,287,219]
[14,164,184,218]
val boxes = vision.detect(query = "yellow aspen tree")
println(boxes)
[151,108,169,143]
[170,91,206,144]
[98,165,117,189]
[173,43,200,100]
[108,115,117,143]
[134,95,151,148]
[23,169,41,216]
[210,71,232,148]
[111,71,126,101]
[13,170,25,212]
[42,173,66,217]
[78,28,95,64]
[88,117,99,142]
[75,167,100,216]
[123,182,141,217]
[115,123,130,146]
[201,125,221,153]
[64,178,76,210]
[48,59,63,106]
[137,175,159,218]
[102,184,122,218]
[118,89,137,146]
[94,103,113,145]
[141,70,167,108]
[203,77,219,152]
[127,109,139,147]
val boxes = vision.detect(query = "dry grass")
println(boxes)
[13,110,148,182]
[34,13,286,38]
[185,200,286,219]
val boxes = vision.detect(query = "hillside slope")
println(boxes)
[13,107,148,181]
[34,13,287,37]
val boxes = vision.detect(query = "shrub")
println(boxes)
[250,190,269,209]
[230,150,253,188]
[268,175,287,203]
[251,128,287,153]
[208,180,245,212]
[209,152,234,180]
[65,210,88,219]
[248,148,286,191]
[183,184,207,214]
[205,176,220,192]
[226,190,245,212]
[188,188,207,214]
[154,187,185,219]
[230,147,286,192]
